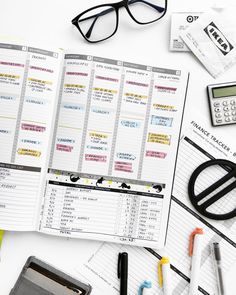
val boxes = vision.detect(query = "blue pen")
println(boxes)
[138,280,152,295]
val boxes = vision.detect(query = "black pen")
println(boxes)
[117,252,128,295]
[211,243,225,295]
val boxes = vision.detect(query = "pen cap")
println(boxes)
[158,257,170,288]
[117,252,128,278]
[212,243,221,261]
[138,281,152,295]
[189,228,204,257]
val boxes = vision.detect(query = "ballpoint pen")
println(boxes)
[158,257,172,295]
[138,280,152,295]
[189,228,204,295]
[117,252,128,295]
[211,242,225,295]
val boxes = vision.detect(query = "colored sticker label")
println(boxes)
[85,154,107,162]
[146,151,167,158]
[56,144,73,152]
[17,149,41,157]
[121,120,141,128]
[28,78,52,85]
[153,104,176,112]
[115,161,133,172]
[151,115,173,127]
[155,85,177,93]
[93,87,117,94]
[117,153,136,161]
[21,124,46,132]
[148,133,171,145]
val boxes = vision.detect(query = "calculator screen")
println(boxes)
[213,85,236,98]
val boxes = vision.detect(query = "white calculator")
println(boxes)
[207,82,236,127]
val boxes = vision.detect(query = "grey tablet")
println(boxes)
[10,256,92,295]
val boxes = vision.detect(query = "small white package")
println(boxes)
[170,12,203,51]
[181,7,236,78]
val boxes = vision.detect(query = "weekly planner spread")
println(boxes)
[0,40,189,248]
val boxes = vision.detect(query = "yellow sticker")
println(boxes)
[89,132,108,139]
[64,84,85,88]
[17,148,41,157]
[0,73,20,79]
[125,93,148,99]
[28,78,52,85]
[93,87,117,94]
[148,133,171,145]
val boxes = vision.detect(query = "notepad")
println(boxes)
[0,40,189,248]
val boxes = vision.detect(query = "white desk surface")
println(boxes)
[0,0,235,294]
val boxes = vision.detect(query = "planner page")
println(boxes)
[40,53,189,247]
[0,41,62,231]
[75,117,236,295]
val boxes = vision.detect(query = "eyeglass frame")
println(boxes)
[72,0,168,43]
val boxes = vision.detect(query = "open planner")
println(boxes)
[0,40,189,248]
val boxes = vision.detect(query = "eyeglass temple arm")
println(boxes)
[78,0,165,39]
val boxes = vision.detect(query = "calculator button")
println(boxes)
[223,101,228,106]
[223,106,230,111]
[215,113,222,118]
[233,117,236,121]
[225,117,231,122]
[230,100,236,105]
[214,102,220,107]
[224,112,230,116]
[216,119,223,123]
[214,108,221,112]
[231,105,236,110]
[232,111,236,115]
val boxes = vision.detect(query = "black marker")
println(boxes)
[117,252,128,295]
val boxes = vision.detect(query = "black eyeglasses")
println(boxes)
[72,0,167,43]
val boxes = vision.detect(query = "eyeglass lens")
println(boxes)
[78,6,117,42]
[127,0,166,24]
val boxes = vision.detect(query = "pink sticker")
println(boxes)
[146,151,167,158]
[115,161,133,172]
[56,144,73,152]
[21,123,46,132]
[85,154,107,162]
